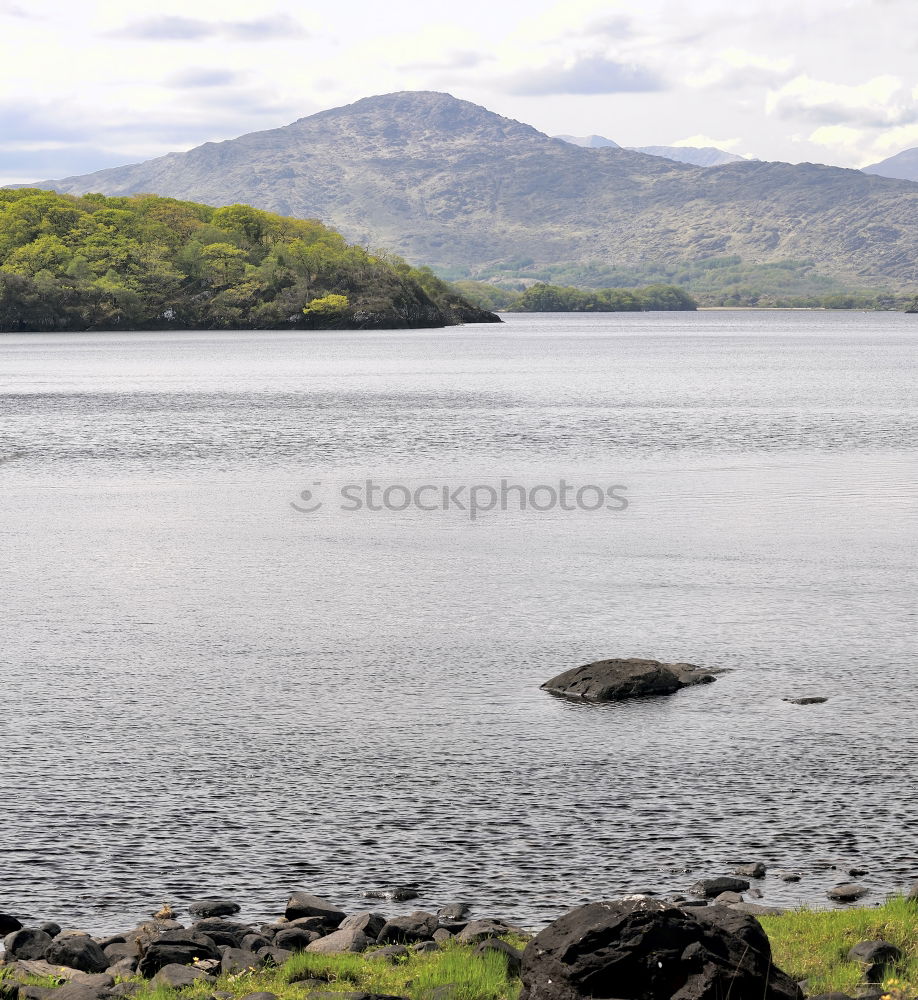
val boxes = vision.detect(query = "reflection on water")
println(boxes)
[0,311,916,933]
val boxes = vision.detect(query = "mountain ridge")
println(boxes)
[15,91,918,290]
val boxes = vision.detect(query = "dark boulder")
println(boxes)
[377,912,439,945]
[339,913,387,938]
[473,938,523,976]
[284,893,345,924]
[847,940,901,965]
[541,658,718,703]
[192,919,249,948]
[220,948,263,974]
[50,985,111,1000]
[103,942,140,961]
[273,927,320,952]
[519,897,801,1000]
[782,697,828,705]
[437,904,470,922]
[827,884,868,902]
[256,947,292,965]
[188,899,241,919]
[44,936,109,974]
[241,934,273,952]
[105,959,138,978]
[39,923,62,938]
[456,919,523,943]
[137,933,221,977]
[0,913,23,936]
[3,928,54,961]
[690,877,750,898]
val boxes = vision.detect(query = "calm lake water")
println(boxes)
[1,311,916,934]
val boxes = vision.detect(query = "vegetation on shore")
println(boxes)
[453,281,698,312]
[3,901,915,1000]
[453,257,915,310]
[760,896,918,998]
[0,189,496,331]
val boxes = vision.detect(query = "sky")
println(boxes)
[2,0,918,186]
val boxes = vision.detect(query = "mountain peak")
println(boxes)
[297,90,548,145]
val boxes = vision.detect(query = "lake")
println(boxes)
[1,310,915,933]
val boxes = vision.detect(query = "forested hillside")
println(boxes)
[0,189,498,331]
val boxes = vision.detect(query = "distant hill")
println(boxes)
[554,134,743,166]
[20,91,918,291]
[554,134,621,148]
[862,148,918,183]
[630,145,745,167]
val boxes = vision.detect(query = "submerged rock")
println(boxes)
[188,899,241,918]
[783,697,829,705]
[541,657,719,702]
[827,883,868,902]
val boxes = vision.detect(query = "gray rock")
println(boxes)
[712,892,745,905]
[432,929,453,943]
[339,913,387,939]
[54,985,112,1000]
[103,942,139,961]
[734,862,767,878]
[151,964,216,988]
[847,940,902,965]
[305,928,372,954]
[907,880,918,901]
[192,918,251,947]
[3,929,54,961]
[44,936,109,974]
[541,658,718,702]
[473,938,523,976]
[436,904,470,922]
[376,912,438,945]
[220,948,263,974]
[456,919,522,943]
[690,876,751,898]
[136,933,221,977]
[104,959,138,978]
[0,913,23,936]
[188,899,241,919]
[779,872,802,882]
[273,927,320,952]
[783,697,829,705]
[284,893,345,925]
[256,947,293,965]
[241,933,273,952]
[411,941,440,953]
[38,924,62,939]
[366,945,409,963]
[827,884,868,902]
[108,986,141,998]
[238,994,279,1000]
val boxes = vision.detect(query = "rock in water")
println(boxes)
[188,899,241,918]
[519,897,802,1000]
[541,658,717,702]
[826,884,868,902]
[284,892,346,924]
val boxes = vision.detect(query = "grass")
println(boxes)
[126,939,523,1000]
[759,897,918,998]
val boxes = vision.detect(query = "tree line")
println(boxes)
[0,189,497,331]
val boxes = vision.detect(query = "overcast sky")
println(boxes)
[2,0,917,185]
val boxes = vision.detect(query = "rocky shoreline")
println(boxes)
[2,873,916,1000]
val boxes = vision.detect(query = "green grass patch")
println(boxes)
[759,896,918,997]
[130,940,521,1000]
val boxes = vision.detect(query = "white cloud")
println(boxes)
[767,74,918,128]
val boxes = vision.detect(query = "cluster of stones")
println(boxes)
[0,894,525,1000]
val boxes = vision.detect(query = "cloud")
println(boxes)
[687,49,794,90]
[112,14,306,42]
[399,50,488,72]
[167,69,245,89]
[503,54,665,95]
[767,74,918,128]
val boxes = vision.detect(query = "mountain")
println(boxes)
[630,145,745,167]
[862,148,918,183]
[554,134,621,148]
[21,91,918,289]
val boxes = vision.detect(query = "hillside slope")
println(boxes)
[24,91,918,289]
[863,148,918,183]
